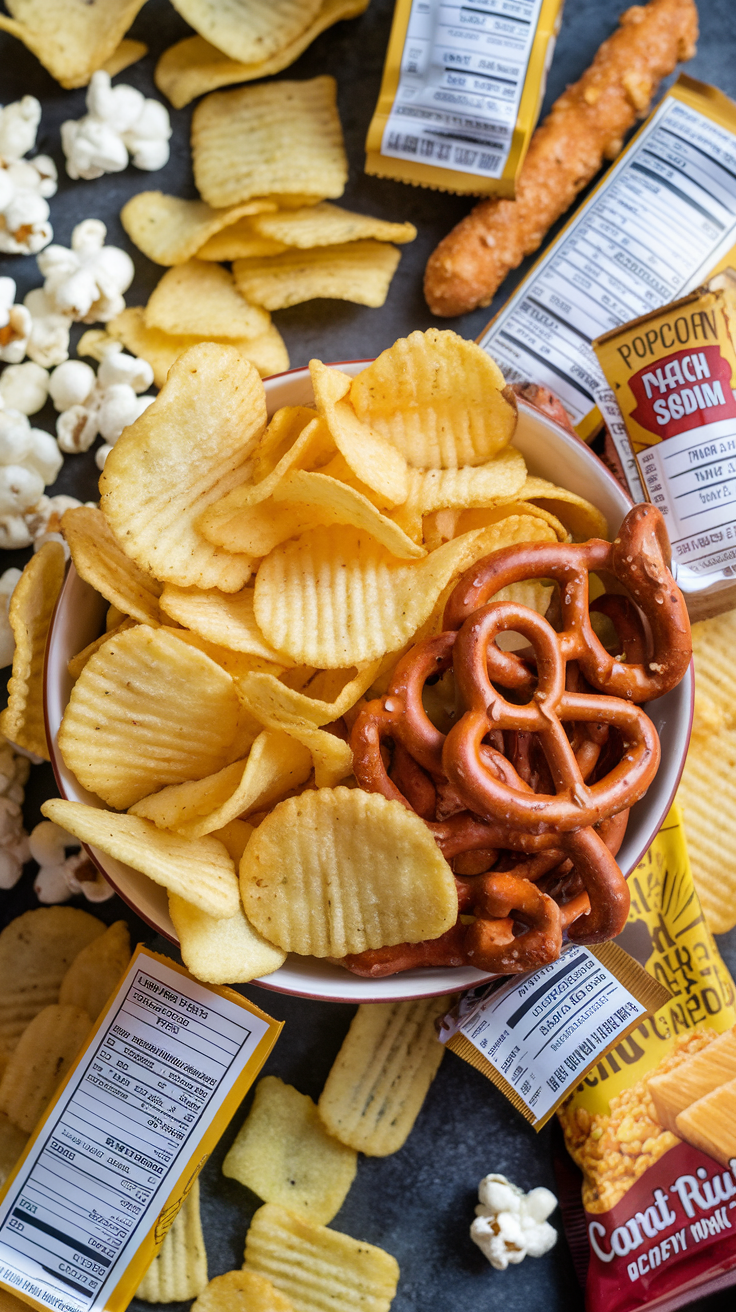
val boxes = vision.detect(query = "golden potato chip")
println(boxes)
[160,627,286,680]
[688,609,736,739]
[67,618,137,681]
[0,542,65,759]
[0,0,147,89]
[170,0,322,67]
[202,501,326,559]
[233,241,401,310]
[514,476,608,541]
[449,501,571,544]
[145,262,271,341]
[131,730,313,838]
[0,1004,92,1133]
[677,728,736,935]
[106,307,289,390]
[351,328,517,469]
[273,471,425,558]
[0,1113,27,1189]
[155,0,369,109]
[169,891,286,984]
[223,1076,357,1224]
[310,361,407,507]
[160,585,291,663]
[0,908,104,1052]
[196,225,288,262]
[42,800,240,919]
[101,37,147,78]
[237,663,381,730]
[100,346,264,592]
[253,522,542,667]
[137,1180,207,1303]
[212,819,254,864]
[121,192,278,266]
[192,77,347,209]
[251,202,416,248]
[59,921,131,1021]
[318,997,449,1155]
[106,603,127,630]
[192,1269,294,1312]
[58,625,246,809]
[244,1204,399,1312]
[290,728,352,789]
[241,787,457,957]
[63,506,162,625]
[253,407,332,482]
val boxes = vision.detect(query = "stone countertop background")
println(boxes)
[1,0,736,1308]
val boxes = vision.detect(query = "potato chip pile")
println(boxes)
[108,76,415,382]
[13,328,611,986]
[156,0,370,109]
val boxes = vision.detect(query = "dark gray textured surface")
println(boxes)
[2,0,736,1308]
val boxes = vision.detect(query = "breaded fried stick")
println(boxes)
[424,0,698,318]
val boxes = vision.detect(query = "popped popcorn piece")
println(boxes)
[0,408,63,485]
[470,1173,557,1271]
[23,288,71,368]
[0,567,21,667]
[50,348,154,455]
[0,277,31,363]
[37,219,134,324]
[0,361,49,414]
[0,491,86,552]
[0,734,31,890]
[62,72,172,181]
[0,97,57,256]
[30,818,113,904]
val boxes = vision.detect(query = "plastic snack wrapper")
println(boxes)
[476,76,736,446]
[0,946,281,1312]
[553,807,736,1311]
[365,0,563,196]
[593,282,736,621]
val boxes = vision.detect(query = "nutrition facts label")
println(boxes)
[0,951,274,1312]
[478,93,736,466]
[456,945,646,1120]
[381,0,545,179]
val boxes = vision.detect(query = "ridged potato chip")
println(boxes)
[201,501,326,559]
[0,1113,27,1189]
[291,728,352,789]
[192,77,347,209]
[59,921,131,1021]
[0,543,65,758]
[0,1004,92,1133]
[58,625,246,809]
[237,663,381,730]
[67,618,137,681]
[106,307,289,390]
[100,345,264,592]
[137,1180,207,1303]
[192,1270,294,1312]
[318,997,449,1156]
[160,627,286,681]
[63,506,162,625]
[253,523,522,667]
[251,202,416,248]
[170,0,322,67]
[145,261,271,341]
[240,787,457,957]
[131,730,313,838]
[390,448,528,532]
[273,471,425,558]
[196,226,287,261]
[233,241,401,310]
[448,501,571,544]
[310,361,407,507]
[513,476,608,541]
[244,1203,399,1312]
[223,1076,357,1224]
[0,908,104,1052]
[169,891,286,984]
[102,38,147,78]
[42,800,240,919]
[155,0,368,109]
[160,586,291,663]
[0,0,147,89]
[350,328,517,469]
[121,192,278,266]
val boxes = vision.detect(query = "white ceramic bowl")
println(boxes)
[44,363,694,1002]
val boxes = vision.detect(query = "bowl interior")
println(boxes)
[45,364,693,1002]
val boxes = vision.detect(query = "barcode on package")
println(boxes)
[381,0,545,180]
[0,949,277,1312]
[456,945,647,1119]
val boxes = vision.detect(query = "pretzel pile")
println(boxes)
[345,504,691,977]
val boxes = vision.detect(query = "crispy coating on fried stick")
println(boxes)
[424,0,698,318]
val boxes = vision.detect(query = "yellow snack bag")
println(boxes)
[365,0,563,196]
